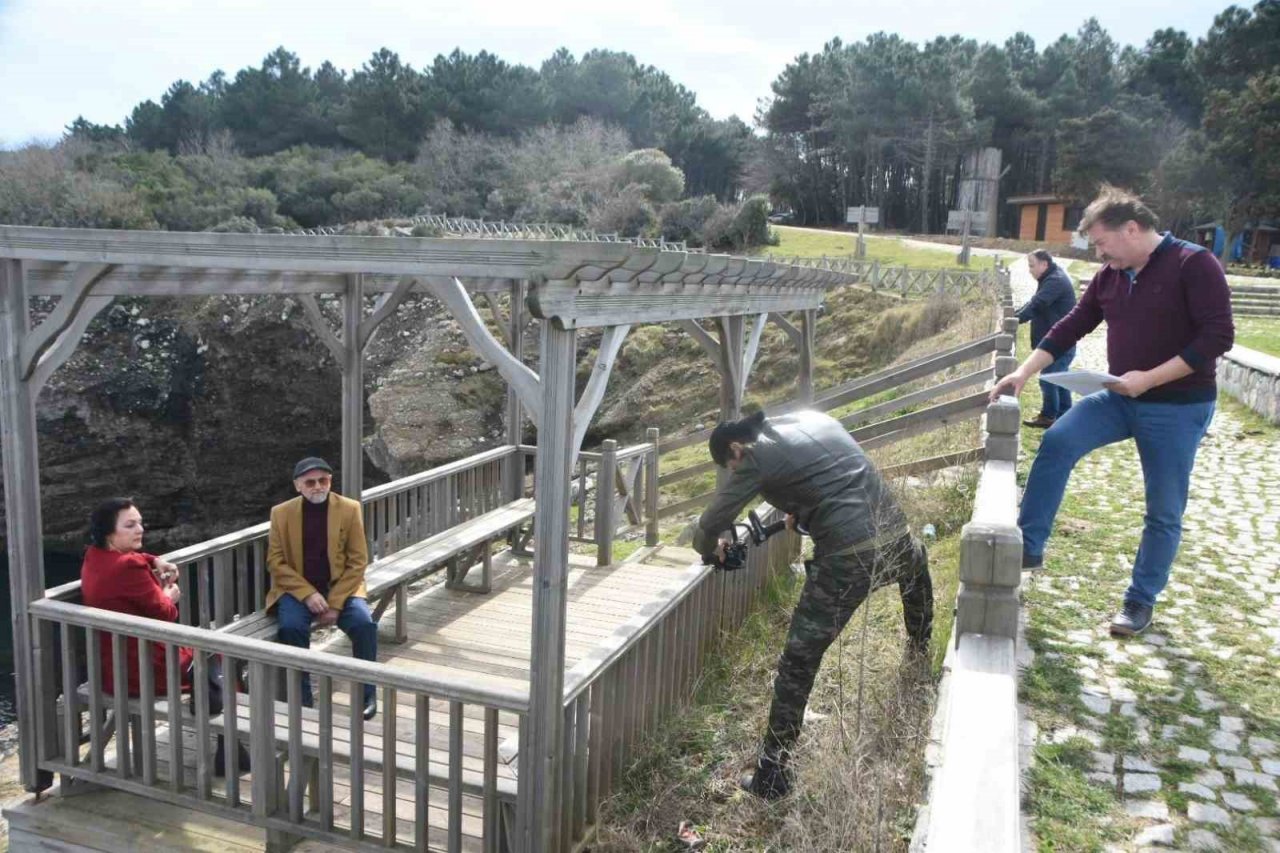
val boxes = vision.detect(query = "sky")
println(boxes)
[0,0,1235,148]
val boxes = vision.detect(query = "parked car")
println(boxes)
[767,211,795,224]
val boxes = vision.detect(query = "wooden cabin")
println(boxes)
[1006,195,1083,246]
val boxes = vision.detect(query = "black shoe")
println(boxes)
[363,695,377,721]
[213,737,252,777]
[739,756,791,800]
[1022,552,1044,570]
[1023,415,1056,429]
[1109,600,1153,637]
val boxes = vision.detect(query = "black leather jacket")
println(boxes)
[693,411,907,559]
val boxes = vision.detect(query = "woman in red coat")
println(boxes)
[80,498,248,775]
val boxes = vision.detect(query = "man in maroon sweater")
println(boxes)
[992,185,1234,637]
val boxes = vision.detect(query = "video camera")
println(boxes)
[702,510,790,571]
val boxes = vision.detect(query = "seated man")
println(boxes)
[266,457,378,719]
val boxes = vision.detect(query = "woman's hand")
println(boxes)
[164,583,181,603]
[152,559,179,584]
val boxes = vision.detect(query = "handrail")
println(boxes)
[30,597,529,711]
[562,559,712,703]
[361,444,517,500]
[659,331,1002,453]
[159,521,271,566]
[562,502,786,704]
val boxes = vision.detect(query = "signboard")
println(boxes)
[947,209,990,231]
[846,206,880,225]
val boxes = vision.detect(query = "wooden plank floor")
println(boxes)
[5,544,704,852]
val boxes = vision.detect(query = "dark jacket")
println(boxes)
[1042,233,1235,404]
[1016,261,1078,348]
[693,411,907,559]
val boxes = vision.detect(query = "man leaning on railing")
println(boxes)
[991,185,1234,638]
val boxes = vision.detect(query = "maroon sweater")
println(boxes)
[1040,233,1234,404]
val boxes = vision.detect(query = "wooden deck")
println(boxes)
[5,544,704,852]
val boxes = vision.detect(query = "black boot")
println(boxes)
[213,735,252,777]
[739,755,792,800]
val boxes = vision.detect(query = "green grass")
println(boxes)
[759,226,1005,272]
[1235,316,1280,357]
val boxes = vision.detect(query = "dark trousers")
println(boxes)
[761,533,932,763]
[277,594,378,705]
[1037,346,1076,420]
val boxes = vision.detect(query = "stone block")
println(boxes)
[994,354,1019,378]
[1189,801,1231,825]
[985,433,1019,462]
[985,397,1022,435]
[959,522,1022,587]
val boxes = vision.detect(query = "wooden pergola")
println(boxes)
[0,225,854,850]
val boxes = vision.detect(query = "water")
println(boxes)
[0,550,84,726]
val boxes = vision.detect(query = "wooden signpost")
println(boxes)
[846,206,880,259]
[947,209,989,267]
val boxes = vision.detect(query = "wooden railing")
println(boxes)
[656,325,1014,518]
[29,596,527,852]
[551,503,800,850]
[762,255,1009,300]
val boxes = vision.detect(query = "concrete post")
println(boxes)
[955,397,1023,641]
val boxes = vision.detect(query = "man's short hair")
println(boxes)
[1078,184,1159,234]
[1029,249,1053,264]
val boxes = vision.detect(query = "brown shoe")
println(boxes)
[1022,415,1056,429]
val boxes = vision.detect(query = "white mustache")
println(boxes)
[304,490,330,504]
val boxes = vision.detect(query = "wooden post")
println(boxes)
[342,273,364,499]
[0,259,52,792]
[958,212,972,267]
[507,280,527,501]
[798,309,816,405]
[855,206,867,260]
[715,316,745,488]
[528,321,577,852]
[595,440,617,567]
[645,427,660,546]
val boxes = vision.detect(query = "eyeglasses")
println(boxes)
[301,476,331,487]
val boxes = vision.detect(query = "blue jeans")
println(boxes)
[276,594,378,705]
[1038,347,1076,420]
[1018,391,1214,607]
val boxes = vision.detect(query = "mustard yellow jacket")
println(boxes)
[265,493,369,611]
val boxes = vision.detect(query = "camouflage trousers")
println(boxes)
[760,533,932,762]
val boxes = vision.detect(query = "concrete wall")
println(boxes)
[1218,345,1280,424]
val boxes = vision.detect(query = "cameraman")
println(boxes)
[693,410,933,799]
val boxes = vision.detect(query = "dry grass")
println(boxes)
[593,483,968,852]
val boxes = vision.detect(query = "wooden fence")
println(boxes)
[654,322,1016,520]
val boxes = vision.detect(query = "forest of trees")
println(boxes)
[757,1,1279,243]
[0,1,1276,251]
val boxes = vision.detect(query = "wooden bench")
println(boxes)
[222,498,535,645]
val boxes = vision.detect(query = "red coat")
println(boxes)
[80,546,194,696]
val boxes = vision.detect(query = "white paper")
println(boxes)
[1038,369,1121,396]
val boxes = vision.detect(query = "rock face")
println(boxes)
[4,291,509,553]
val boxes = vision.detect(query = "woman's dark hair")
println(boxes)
[89,497,136,548]
[709,410,767,468]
